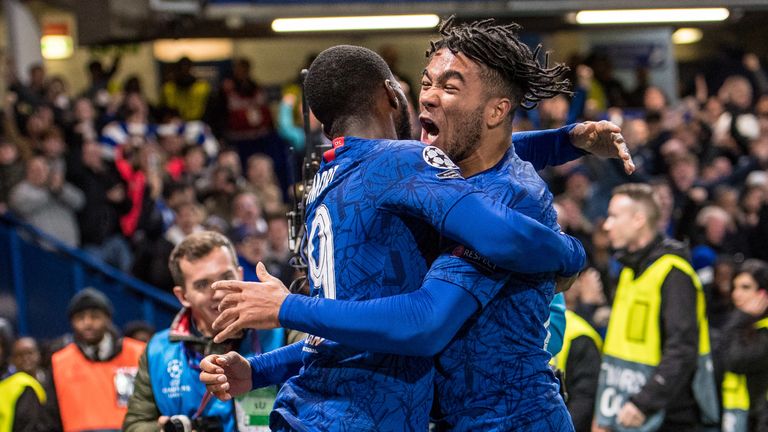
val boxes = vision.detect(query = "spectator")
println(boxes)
[49,288,145,431]
[706,255,738,332]
[45,76,72,126]
[83,56,121,109]
[231,223,293,287]
[206,57,290,197]
[550,307,602,432]
[0,139,26,212]
[9,156,85,247]
[160,57,210,122]
[115,140,164,241]
[230,191,267,233]
[276,92,324,167]
[202,165,240,225]
[245,154,283,213]
[0,328,47,431]
[207,58,273,146]
[101,92,157,161]
[719,259,768,432]
[70,139,133,271]
[165,201,206,246]
[266,212,291,263]
[11,336,49,387]
[122,321,155,344]
[123,231,283,431]
[595,183,719,431]
[8,63,47,131]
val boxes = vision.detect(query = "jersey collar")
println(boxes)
[323,137,346,162]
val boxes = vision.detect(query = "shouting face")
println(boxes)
[419,48,489,163]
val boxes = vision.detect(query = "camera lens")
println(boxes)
[162,415,192,432]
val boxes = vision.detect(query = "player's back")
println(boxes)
[431,147,572,431]
[272,137,469,432]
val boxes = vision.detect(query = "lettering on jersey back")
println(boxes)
[306,165,339,206]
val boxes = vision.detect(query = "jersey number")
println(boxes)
[307,204,336,299]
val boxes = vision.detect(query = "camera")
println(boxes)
[162,415,224,432]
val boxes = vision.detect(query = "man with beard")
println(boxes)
[203,20,635,431]
[49,288,145,431]
[204,44,588,431]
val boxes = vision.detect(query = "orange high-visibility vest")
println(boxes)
[52,338,145,432]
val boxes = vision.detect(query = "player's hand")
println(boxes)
[199,351,252,401]
[569,120,635,175]
[617,401,646,428]
[212,262,289,343]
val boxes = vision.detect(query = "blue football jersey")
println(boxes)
[426,146,574,431]
[271,137,473,432]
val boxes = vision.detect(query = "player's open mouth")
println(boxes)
[420,117,440,145]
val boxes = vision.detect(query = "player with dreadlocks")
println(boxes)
[201,17,635,431]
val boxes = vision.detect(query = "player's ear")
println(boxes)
[486,97,512,128]
[384,79,400,109]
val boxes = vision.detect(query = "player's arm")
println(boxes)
[512,125,583,170]
[513,121,634,174]
[441,193,585,276]
[375,145,585,276]
[200,341,304,401]
[249,341,304,388]
[212,259,482,355]
[278,277,479,357]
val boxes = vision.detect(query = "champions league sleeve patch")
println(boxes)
[422,146,463,179]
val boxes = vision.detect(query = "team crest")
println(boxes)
[423,146,460,170]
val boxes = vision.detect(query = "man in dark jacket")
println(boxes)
[69,139,133,271]
[595,183,718,432]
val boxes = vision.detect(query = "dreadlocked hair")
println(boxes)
[427,16,572,110]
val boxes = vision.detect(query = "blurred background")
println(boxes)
[0,0,767,350]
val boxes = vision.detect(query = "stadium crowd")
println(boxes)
[1,32,768,431]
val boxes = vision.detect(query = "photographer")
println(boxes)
[124,231,283,432]
[9,155,84,246]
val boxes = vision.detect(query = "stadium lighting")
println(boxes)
[41,35,73,60]
[672,28,703,45]
[271,14,440,32]
[575,8,729,25]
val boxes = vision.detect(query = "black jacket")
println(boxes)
[68,161,131,245]
[616,235,702,428]
[565,335,601,432]
[720,309,768,429]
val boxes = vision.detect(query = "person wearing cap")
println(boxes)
[49,288,146,432]
[123,231,283,432]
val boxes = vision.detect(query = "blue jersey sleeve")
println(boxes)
[248,341,304,389]
[425,251,510,307]
[443,194,586,276]
[278,279,479,357]
[373,141,586,276]
[373,141,476,230]
[546,293,567,356]
[512,125,585,171]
